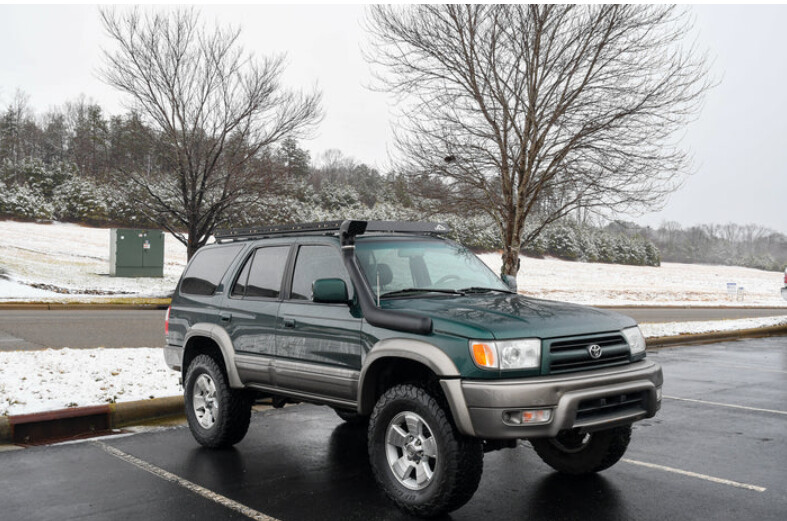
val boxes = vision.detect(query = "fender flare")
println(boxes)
[357,338,459,415]
[183,323,242,388]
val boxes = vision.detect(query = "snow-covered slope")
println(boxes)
[0,220,187,299]
[478,253,786,307]
[0,220,784,307]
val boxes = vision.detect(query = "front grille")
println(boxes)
[548,334,629,374]
[575,391,647,424]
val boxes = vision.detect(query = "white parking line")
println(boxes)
[664,395,787,416]
[622,459,767,492]
[706,361,787,375]
[94,441,280,521]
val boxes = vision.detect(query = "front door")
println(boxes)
[275,244,362,402]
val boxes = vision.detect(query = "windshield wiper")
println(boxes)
[458,286,515,294]
[380,288,465,299]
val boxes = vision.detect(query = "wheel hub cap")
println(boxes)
[192,374,218,429]
[384,411,438,490]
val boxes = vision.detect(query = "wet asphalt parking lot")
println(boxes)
[2,336,785,521]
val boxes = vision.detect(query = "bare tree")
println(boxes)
[100,8,322,258]
[367,5,712,275]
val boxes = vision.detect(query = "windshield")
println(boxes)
[355,238,509,299]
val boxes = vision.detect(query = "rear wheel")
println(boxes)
[184,354,253,448]
[530,425,631,475]
[368,384,483,517]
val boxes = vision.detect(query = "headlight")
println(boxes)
[622,326,646,355]
[470,339,541,370]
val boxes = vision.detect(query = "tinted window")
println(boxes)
[230,253,253,297]
[245,246,290,299]
[180,245,244,296]
[290,245,352,301]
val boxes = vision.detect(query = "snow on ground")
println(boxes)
[0,220,187,300]
[0,220,784,307]
[639,315,787,338]
[478,253,787,307]
[0,348,180,416]
[0,278,61,299]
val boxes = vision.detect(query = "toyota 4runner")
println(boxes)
[164,220,662,517]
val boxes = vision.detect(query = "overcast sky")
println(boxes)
[1,4,785,234]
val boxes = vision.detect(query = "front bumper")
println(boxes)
[441,360,662,439]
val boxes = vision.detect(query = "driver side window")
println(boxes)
[290,245,353,301]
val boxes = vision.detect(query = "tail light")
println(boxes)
[165,306,171,336]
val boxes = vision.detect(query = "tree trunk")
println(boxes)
[186,228,199,260]
[501,243,521,277]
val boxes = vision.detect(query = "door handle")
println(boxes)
[219,312,232,322]
[283,318,296,329]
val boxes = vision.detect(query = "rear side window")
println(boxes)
[180,245,243,296]
[237,246,290,299]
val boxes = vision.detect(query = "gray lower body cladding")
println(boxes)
[445,360,663,439]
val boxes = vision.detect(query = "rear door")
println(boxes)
[275,242,363,402]
[222,244,292,386]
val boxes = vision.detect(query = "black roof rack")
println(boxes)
[214,220,450,245]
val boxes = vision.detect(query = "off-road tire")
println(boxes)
[184,354,253,448]
[332,407,368,425]
[368,384,484,518]
[530,425,632,475]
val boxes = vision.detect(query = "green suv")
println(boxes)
[164,220,662,517]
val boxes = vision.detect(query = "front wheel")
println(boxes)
[530,425,632,475]
[368,384,484,517]
[184,354,253,448]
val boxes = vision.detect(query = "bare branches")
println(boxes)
[366,5,712,275]
[99,7,322,257]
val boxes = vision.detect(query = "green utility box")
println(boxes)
[110,229,165,277]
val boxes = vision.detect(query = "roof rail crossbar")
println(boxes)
[214,220,450,243]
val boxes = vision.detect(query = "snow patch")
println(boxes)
[640,315,787,338]
[478,253,787,308]
[0,348,181,416]
[0,220,187,300]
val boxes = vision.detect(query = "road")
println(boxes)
[1,307,786,350]
[0,310,167,350]
[1,336,786,520]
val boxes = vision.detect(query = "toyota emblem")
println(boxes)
[588,344,603,359]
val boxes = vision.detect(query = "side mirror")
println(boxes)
[313,278,349,304]
[502,274,518,293]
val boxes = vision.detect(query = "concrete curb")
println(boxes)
[109,396,184,428]
[647,324,787,348]
[1,396,184,445]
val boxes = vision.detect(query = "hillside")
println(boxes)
[1,220,785,307]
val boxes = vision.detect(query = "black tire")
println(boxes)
[332,407,368,425]
[184,354,253,448]
[530,425,632,475]
[368,384,484,518]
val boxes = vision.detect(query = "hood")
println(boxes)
[381,293,636,340]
